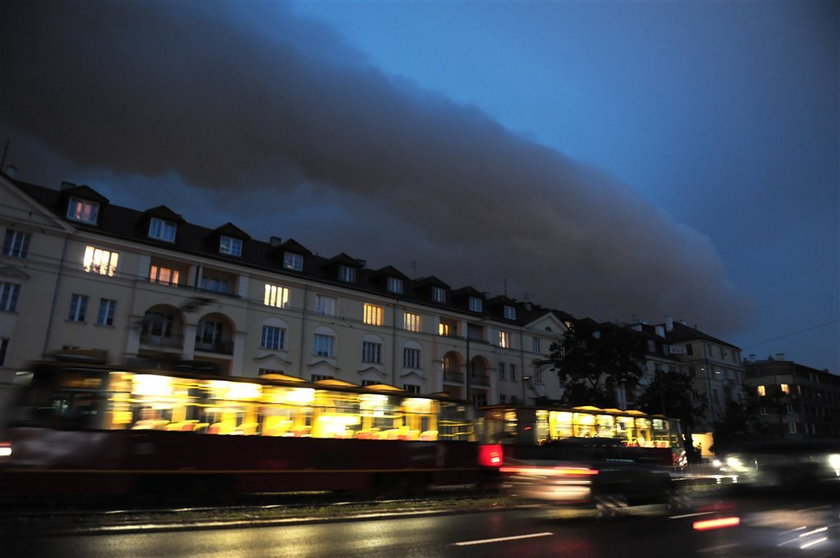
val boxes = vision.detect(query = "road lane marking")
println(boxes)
[453,532,554,546]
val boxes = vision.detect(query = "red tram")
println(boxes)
[0,362,501,500]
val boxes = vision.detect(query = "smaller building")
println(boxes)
[744,356,840,440]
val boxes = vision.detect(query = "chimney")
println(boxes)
[269,236,282,248]
[60,181,76,191]
[665,316,674,332]
[774,353,786,361]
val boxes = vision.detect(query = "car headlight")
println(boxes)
[828,454,840,476]
[725,456,743,469]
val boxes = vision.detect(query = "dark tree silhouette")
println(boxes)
[636,368,707,463]
[548,320,646,408]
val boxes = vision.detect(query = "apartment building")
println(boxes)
[0,174,568,407]
[627,319,746,453]
[744,356,840,439]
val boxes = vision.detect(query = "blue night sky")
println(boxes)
[0,2,837,372]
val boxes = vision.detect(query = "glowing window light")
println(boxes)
[264,283,289,308]
[208,380,261,401]
[278,387,315,404]
[363,303,383,326]
[133,374,173,397]
[83,246,119,276]
[403,397,433,413]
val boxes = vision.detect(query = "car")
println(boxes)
[717,439,840,494]
[500,437,685,516]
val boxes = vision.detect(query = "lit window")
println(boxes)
[532,337,541,354]
[403,347,421,369]
[219,235,242,257]
[439,318,457,337]
[780,383,790,394]
[0,282,20,312]
[757,385,766,397]
[469,296,483,312]
[148,217,176,242]
[387,277,403,294]
[68,294,88,322]
[431,287,446,303]
[364,303,383,326]
[362,341,382,363]
[503,305,516,320]
[260,325,286,350]
[499,331,511,348]
[96,299,116,326]
[315,295,336,316]
[67,197,99,224]
[83,246,119,276]
[3,229,31,258]
[313,333,335,357]
[283,252,304,271]
[264,283,290,308]
[149,265,180,286]
[403,311,421,332]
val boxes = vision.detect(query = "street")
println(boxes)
[3,495,838,558]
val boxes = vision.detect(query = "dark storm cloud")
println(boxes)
[0,2,752,329]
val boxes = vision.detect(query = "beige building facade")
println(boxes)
[0,175,568,408]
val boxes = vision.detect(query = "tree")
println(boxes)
[548,320,646,408]
[711,391,775,455]
[636,368,707,463]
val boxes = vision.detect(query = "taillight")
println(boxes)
[0,442,11,457]
[478,444,503,467]
[693,517,740,531]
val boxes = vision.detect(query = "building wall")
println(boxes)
[745,359,840,439]
[0,176,564,406]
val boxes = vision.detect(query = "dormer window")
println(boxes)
[503,305,516,320]
[219,235,242,257]
[431,286,446,303]
[283,252,304,271]
[468,296,483,312]
[148,217,177,242]
[387,277,403,294]
[67,197,99,224]
[338,264,356,283]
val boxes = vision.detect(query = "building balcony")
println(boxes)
[140,334,184,349]
[195,340,234,355]
[443,369,464,384]
[471,373,490,387]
